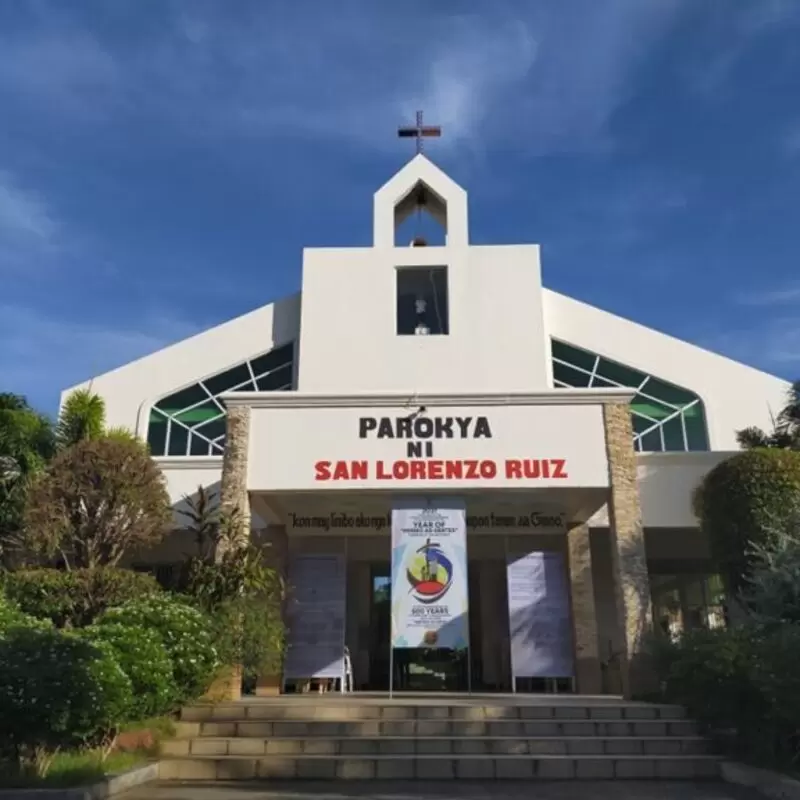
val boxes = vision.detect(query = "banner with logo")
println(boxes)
[390,498,469,650]
[507,551,574,679]
[283,554,346,680]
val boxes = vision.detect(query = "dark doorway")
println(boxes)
[367,562,470,692]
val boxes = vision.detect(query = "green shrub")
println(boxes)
[656,627,763,732]
[2,567,162,628]
[82,623,177,719]
[99,595,218,701]
[0,594,51,635]
[651,624,800,766]
[0,627,132,762]
[693,449,800,593]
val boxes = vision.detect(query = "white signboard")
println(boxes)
[507,551,574,679]
[283,554,346,680]
[248,404,609,492]
[390,498,469,650]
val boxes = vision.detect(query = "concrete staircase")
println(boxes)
[161,696,719,781]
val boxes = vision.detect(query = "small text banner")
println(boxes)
[507,551,574,679]
[283,554,346,680]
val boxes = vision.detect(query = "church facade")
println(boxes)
[61,155,789,697]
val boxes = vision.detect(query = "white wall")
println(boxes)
[60,294,301,435]
[588,451,732,529]
[297,244,548,394]
[543,289,789,450]
[155,458,223,506]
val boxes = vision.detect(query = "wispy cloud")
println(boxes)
[0,170,63,273]
[707,318,800,374]
[0,304,203,412]
[734,283,800,307]
[783,123,800,157]
[687,1,800,94]
[0,0,685,156]
[0,171,58,244]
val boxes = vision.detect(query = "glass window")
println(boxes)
[147,413,167,456]
[250,343,294,377]
[189,435,212,456]
[662,415,686,451]
[642,376,697,408]
[204,364,252,395]
[397,266,449,335]
[595,358,648,389]
[147,342,296,457]
[155,384,207,414]
[684,408,710,451]
[553,360,592,387]
[173,401,221,426]
[194,416,227,443]
[167,423,189,457]
[551,338,709,453]
[256,363,293,391]
[551,340,597,372]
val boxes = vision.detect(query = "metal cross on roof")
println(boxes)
[397,110,441,154]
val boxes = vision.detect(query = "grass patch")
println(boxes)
[120,714,177,740]
[0,715,174,788]
[0,749,148,789]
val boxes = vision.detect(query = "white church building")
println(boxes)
[62,155,789,697]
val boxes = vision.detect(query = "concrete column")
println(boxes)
[603,402,653,698]
[217,405,251,558]
[566,524,602,694]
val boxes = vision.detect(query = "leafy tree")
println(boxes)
[737,379,800,450]
[693,449,800,594]
[23,437,172,569]
[0,394,55,564]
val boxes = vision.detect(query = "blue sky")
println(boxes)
[1,0,799,415]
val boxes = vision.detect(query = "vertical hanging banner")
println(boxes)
[283,554,346,680]
[507,551,574,679]
[391,497,469,649]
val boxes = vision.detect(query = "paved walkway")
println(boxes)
[120,781,761,800]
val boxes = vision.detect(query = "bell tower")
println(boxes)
[295,127,550,394]
[373,154,469,250]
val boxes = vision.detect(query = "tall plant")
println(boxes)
[179,485,222,561]
[56,389,106,449]
[737,379,800,450]
[182,504,285,681]
[56,389,140,450]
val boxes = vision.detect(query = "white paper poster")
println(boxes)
[507,551,574,679]
[283,554,346,680]
[391,498,469,650]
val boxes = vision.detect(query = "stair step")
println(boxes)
[163,735,708,757]
[180,702,687,723]
[175,719,698,738]
[158,754,720,781]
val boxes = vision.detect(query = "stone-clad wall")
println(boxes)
[603,402,653,697]
[218,405,251,557]
[566,523,602,694]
